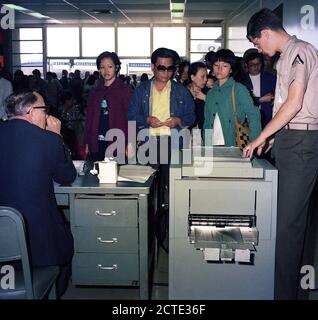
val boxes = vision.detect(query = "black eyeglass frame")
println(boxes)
[26,106,50,115]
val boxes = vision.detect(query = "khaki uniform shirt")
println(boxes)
[274,35,318,124]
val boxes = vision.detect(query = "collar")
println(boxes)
[97,77,122,90]
[216,77,234,89]
[9,115,33,124]
[280,35,297,59]
[153,79,172,93]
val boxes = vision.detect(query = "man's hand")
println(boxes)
[147,116,162,128]
[242,135,266,158]
[126,142,136,160]
[259,93,274,103]
[84,144,89,157]
[46,116,61,135]
[161,117,181,128]
[264,138,275,154]
[195,91,206,101]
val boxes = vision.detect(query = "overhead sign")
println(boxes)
[128,63,151,68]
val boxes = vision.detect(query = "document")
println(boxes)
[118,165,156,183]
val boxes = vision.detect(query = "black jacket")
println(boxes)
[0,119,76,267]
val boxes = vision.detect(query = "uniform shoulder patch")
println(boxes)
[292,54,304,66]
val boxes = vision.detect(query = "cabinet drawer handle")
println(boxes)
[95,210,117,216]
[97,237,118,244]
[97,264,118,271]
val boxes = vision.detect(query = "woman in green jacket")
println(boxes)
[203,49,261,146]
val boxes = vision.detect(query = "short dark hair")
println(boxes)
[188,62,206,80]
[247,8,284,39]
[205,51,216,64]
[96,51,121,74]
[151,47,177,65]
[245,51,263,65]
[212,49,237,69]
[60,91,73,104]
[179,60,190,75]
[5,90,38,117]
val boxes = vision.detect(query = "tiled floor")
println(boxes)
[62,246,168,300]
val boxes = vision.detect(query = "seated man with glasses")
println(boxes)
[128,47,195,206]
[244,50,276,128]
[0,90,77,298]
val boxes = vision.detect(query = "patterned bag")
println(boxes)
[231,84,249,149]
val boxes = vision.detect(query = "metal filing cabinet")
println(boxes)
[55,172,156,299]
[72,196,139,286]
[169,147,278,300]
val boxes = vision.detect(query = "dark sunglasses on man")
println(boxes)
[155,64,176,73]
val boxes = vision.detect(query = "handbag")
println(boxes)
[231,84,250,149]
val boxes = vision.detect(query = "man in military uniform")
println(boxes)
[243,8,318,300]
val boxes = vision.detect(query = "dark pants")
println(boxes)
[274,129,318,300]
[56,262,72,299]
[89,141,107,162]
[147,136,171,206]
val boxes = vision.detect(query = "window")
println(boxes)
[120,58,151,77]
[82,27,115,57]
[73,59,96,74]
[12,54,43,66]
[190,40,222,53]
[15,28,43,41]
[12,41,43,54]
[47,27,80,57]
[190,53,205,63]
[153,27,186,57]
[118,27,150,56]
[190,27,222,63]
[227,27,252,57]
[11,28,43,75]
[190,27,222,40]
[47,59,71,78]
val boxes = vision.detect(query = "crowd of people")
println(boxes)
[1,41,277,162]
[2,7,318,300]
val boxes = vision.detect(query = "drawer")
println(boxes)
[74,199,138,227]
[73,253,139,283]
[190,188,255,215]
[74,227,138,253]
[55,193,69,206]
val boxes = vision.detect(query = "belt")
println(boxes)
[284,123,318,130]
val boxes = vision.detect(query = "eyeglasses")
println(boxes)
[248,63,261,68]
[27,106,50,115]
[155,64,176,73]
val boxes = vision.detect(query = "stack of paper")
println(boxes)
[118,165,156,183]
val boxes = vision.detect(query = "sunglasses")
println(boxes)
[155,64,176,73]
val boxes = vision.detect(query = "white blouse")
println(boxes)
[212,113,225,145]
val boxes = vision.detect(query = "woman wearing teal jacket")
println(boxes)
[203,49,261,146]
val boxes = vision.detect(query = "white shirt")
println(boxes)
[0,77,13,120]
[249,73,261,98]
[212,113,225,145]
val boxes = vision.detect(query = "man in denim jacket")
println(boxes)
[128,47,195,205]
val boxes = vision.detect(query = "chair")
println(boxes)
[0,206,59,299]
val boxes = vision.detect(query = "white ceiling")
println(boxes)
[0,0,251,25]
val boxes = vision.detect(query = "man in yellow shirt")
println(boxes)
[128,47,195,205]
